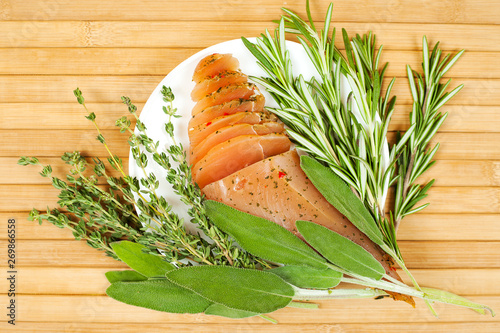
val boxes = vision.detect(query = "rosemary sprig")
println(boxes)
[394,36,464,231]
[243,2,464,315]
[244,1,463,254]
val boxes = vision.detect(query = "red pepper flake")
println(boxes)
[223,112,229,116]
[206,122,212,126]
[278,171,286,179]
[390,266,397,272]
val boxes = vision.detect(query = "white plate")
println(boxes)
[128,38,318,228]
[128,37,387,228]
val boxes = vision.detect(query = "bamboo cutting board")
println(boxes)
[1,0,499,331]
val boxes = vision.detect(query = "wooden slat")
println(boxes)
[0,48,495,79]
[4,157,500,187]
[0,212,72,240]
[2,322,500,333]
[3,104,500,133]
[0,76,495,105]
[390,105,500,133]
[1,267,497,296]
[0,103,141,130]
[1,157,125,185]
[2,184,500,214]
[0,239,126,268]
[3,0,500,24]
[3,130,500,160]
[0,239,498,269]
[3,210,500,242]
[397,214,500,241]
[0,294,496,323]
[1,21,499,51]
[1,129,130,157]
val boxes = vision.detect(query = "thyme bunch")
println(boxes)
[19,87,267,268]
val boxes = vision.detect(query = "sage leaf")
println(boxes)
[204,303,258,319]
[300,155,384,246]
[166,265,294,314]
[105,270,147,283]
[296,220,385,280]
[111,241,175,277]
[106,279,211,314]
[205,200,327,269]
[270,266,342,289]
[422,287,496,316]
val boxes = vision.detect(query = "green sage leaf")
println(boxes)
[105,270,147,283]
[270,266,342,289]
[205,200,327,269]
[204,303,258,319]
[110,241,175,277]
[166,265,294,314]
[106,279,211,314]
[300,155,384,246]
[296,220,385,280]
[422,287,495,316]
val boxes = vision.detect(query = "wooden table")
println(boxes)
[1,0,499,331]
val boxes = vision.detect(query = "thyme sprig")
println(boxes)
[19,87,267,268]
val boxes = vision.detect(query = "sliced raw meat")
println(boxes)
[188,111,278,148]
[192,53,240,83]
[191,83,259,116]
[192,133,291,189]
[189,122,285,165]
[191,70,248,102]
[189,95,265,129]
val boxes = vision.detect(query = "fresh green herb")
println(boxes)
[110,241,175,277]
[105,270,148,283]
[269,265,342,289]
[165,265,294,314]
[106,279,212,314]
[242,0,467,316]
[295,220,385,281]
[19,87,265,269]
[204,200,327,270]
[394,37,464,232]
[204,198,494,315]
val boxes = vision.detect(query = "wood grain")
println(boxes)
[0,239,498,269]
[1,267,498,296]
[3,103,500,133]
[2,0,500,24]
[5,158,500,186]
[2,211,500,241]
[1,0,498,331]
[0,49,496,79]
[1,21,498,51]
[0,294,496,323]
[3,130,500,159]
[1,76,496,104]
[2,184,500,213]
[2,322,500,333]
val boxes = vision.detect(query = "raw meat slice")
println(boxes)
[189,95,265,129]
[188,111,278,148]
[191,83,259,116]
[192,53,239,83]
[189,122,285,165]
[192,134,291,189]
[191,70,248,102]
